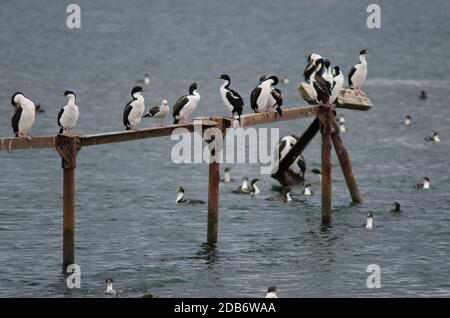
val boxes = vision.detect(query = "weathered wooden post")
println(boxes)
[319,105,334,223]
[55,135,80,271]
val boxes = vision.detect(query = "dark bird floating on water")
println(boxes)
[311,59,332,104]
[172,82,200,124]
[348,49,368,96]
[425,132,440,143]
[221,167,234,183]
[105,277,117,295]
[414,177,430,189]
[266,286,278,298]
[303,53,322,83]
[310,168,322,183]
[123,86,146,130]
[250,76,283,116]
[58,91,79,134]
[404,115,412,126]
[391,202,401,213]
[265,187,292,202]
[363,213,374,229]
[35,104,45,113]
[418,91,427,100]
[11,92,35,139]
[330,66,344,104]
[176,187,205,204]
[216,74,244,124]
[302,184,314,196]
[143,99,169,125]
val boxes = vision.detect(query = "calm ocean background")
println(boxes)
[1,0,450,297]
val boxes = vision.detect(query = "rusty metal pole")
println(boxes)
[56,135,80,271]
[331,131,362,204]
[319,105,333,224]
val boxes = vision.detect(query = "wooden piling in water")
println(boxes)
[319,105,334,223]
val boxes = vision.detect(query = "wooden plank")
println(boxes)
[240,105,318,127]
[79,121,217,147]
[298,82,373,111]
[0,136,55,151]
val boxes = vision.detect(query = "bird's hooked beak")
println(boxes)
[215,76,222,80]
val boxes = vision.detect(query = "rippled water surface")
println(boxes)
[1,0,450,297]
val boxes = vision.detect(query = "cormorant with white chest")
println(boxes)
[173,82,200,124]
[176,187,205,204]
[250,76,283,115]
[303,53,322,83]
[11,92,36,139]
[123,86,146,130]
[330,66,344,104]
[348,49,368,96]
[216,74,244,124]
[57,90,79,134]
[311,59,332,104]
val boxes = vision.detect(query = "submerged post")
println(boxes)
[55,135,80,271]
[319,105,334,223]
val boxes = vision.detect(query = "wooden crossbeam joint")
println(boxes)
[55,135,81,169]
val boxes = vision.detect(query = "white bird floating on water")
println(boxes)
[58,90,79,134]
[123,86,146,130]
[348,49,368,96]
[414,177,430,189]
[11,92,36,140]
[364,213,374,229]
[404,115,412,126]
[143,99,170,125]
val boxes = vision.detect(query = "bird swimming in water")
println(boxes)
[123,86,146,130]
[425,132,440,143]
[232,176,250,194]
[142,292,158,298]
[249,178,260,195]
[303,53,322,83]
[339,122,347,133]
[414,177,430,189]
[11,92,36,140]
[265,187,292,202]
[418,91,427,100]
[216,74,244,124]
[35,104,45,113]
[105,277,117,295]
[137,73,150,86]
[391,202,401,213]
[310,168,322,183]
[265,286,278,298]
[172,82,200,124]
[338,114,346,124]
[404,115,412,126]
[221,167,234,183]
[57,91,79,134]
[330,66,344,104]
[363,213,374,229]
[143,99,170,125]
[250,76,282,115]
[175,187,205,204]
[281,76,290,85]
[302,184,314,196]
[348,49,368,96]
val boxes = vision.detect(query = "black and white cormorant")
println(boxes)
[404,115,412,126]
[348,49,368,96]
[123,86,146,130]
[232,176,250,194]
[173,83,200,124]
[11,92,36,139]
[418,91,427,100]
[302,184,314,196]
[57,91,79,134]
[176,187,205,204]
[330,66,344,104]
[250,76,282,115]
[265,286,278,298]
[265,187,292,202]
[323,59,333,87]
[276,135,306,179]
[105,278,117,295]
[216,74,244,124]
[363,213,374,229]
[143,99,170,125]
[414,177,430,189]
[391,202,401,213]
[303,53,322,83]
[425,132,440,143]
[311,59,332,104]
[221,167,234,183]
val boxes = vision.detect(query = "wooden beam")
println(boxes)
[240,105,318,127]
[0,136,55,151]
[271,118,320,185]
[79,121,217,147]
[321,133,332,223]
[298,82,373,111]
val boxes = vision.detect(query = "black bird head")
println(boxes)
[267,76,279,85]
[106,277,113,284]
[251,178,259,185]
[406,115,411,120]
[314,58,325,70]
[131,86,144,96]
[423,177,430,182]
[332,66,341,76]
[367,212,373,218]
[189,82,198,94]
[63,90,76,98]
[360,49,369,56]
[311,168,321,175]
[224,167,231,172]
[11,92,24,106]
[217,74,231,82]
[268,286,277,293]
[433,132,439,136]
[394,202,401,211]
[176,187,185,193]
[324,59,331,68]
